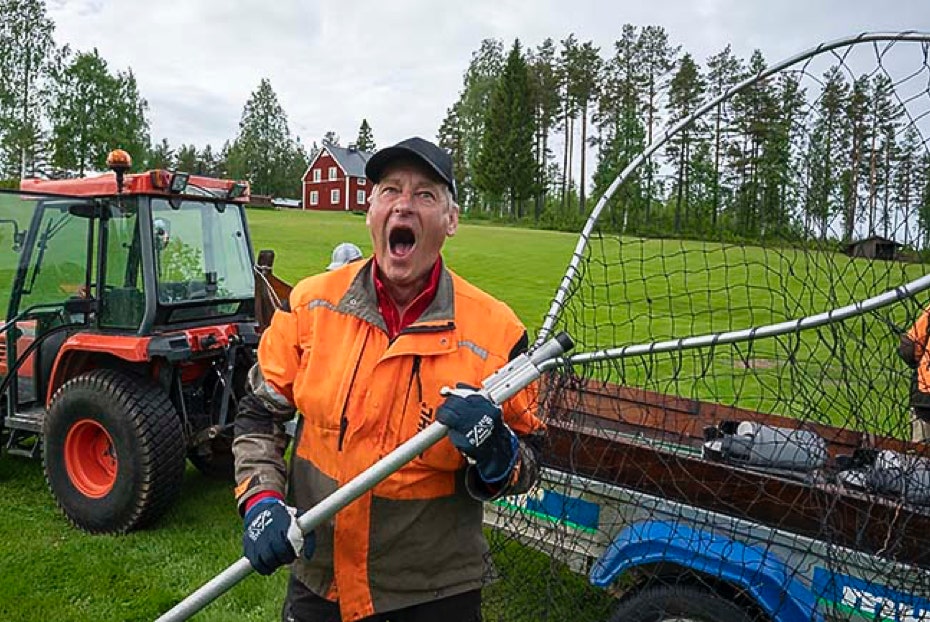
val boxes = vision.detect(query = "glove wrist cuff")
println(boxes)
[478,427,520,484]
[244,491,284,518]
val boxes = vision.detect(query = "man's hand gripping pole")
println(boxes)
[155,331,573,622]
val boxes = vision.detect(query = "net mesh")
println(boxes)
[483,33,930,621]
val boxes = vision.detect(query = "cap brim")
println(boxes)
[365,146,453,196]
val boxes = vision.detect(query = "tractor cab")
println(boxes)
[0,151,261,533]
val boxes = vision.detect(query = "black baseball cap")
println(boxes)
[365,137,457,199]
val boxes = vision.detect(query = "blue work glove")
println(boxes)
[243,498,315,575]
[436,384,519,483]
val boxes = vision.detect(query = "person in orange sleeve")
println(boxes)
[232,137,544,622]
[900,305,930,442]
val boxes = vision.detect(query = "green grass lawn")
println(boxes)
[0,207,926,620]
[242,208,574,335]
[0,209,588,622]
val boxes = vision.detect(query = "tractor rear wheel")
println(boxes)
[42,369,185,533]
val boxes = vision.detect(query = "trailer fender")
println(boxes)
[589,520,821,622]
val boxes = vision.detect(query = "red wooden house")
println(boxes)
[302,143,373,211]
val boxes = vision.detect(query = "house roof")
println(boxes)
[844,235,903,250]
[308,143,372,179]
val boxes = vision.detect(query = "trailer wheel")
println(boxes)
[609,585,753,622]
[43,369,185,533]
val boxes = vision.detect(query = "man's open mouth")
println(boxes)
[389,226,416,258]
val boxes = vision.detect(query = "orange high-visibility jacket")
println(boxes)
[233,259,542,622]
[901,307,930,411]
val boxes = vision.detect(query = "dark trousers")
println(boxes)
[281,575,483,622]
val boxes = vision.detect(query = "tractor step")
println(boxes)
[4,409,44,458]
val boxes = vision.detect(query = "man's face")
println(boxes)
[366,160,458,289]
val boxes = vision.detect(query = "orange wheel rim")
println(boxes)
[64,419,117,498]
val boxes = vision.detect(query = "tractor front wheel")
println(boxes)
[43,369,185,533]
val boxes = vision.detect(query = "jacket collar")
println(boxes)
[337,258,456,335]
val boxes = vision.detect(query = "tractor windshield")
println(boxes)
[150,198,254,307]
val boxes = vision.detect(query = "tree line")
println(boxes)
[5,2,928,244]
[0,0,380,199]
[439,28,930,248]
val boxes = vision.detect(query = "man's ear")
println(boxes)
[446,204,460,237]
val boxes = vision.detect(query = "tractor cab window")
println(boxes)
[0,192,35,322]
[15,198,93,319]
[3,196,95,402]
[100,200,145,329]
[150,198,253,311]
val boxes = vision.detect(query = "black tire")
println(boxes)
[42,369,185,533]
[609,585,754,622]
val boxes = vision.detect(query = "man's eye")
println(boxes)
[382,187,399,195]
[417,191,435,201]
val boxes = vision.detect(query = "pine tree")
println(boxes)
[638,26,680,215]
[843,77,869,242]
[665,53,705,233]
[805,67,849,240]
[569,41,602,214]
[228,78,298,197]
[475,41,538,218]
[147,138,174,170]
[917,152,930,249]
[527,38,561,219]
[355,119,376,152]
[893,126,921,247]
[175,144,198,172]
[557,34,578,212]
[865,75,901,237]
[199,144,219,177]
[705,44,744,228]
[437,103,468,206]
[593,24,647,232]
[729,50,776,237]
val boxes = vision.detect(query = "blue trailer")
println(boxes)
[484,385,930,622]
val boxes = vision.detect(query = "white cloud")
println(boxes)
[46,0,926,153]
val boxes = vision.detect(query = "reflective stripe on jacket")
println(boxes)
[233,258,542,621]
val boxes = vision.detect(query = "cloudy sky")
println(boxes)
[46,0,927,153]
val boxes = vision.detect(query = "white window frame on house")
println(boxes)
[357,190,366,205]
[328,166,338,180]
[312,169,321,182]
[358,178,366,185]
[309,190,319,206]
[331,189,340,204]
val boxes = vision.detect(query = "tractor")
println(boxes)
[0,150,261,533]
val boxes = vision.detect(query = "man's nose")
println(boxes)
[392,192,414,213]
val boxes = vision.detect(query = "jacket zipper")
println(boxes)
[386,355,422,456]
[338,333,368,451]
[400,355,421,416]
